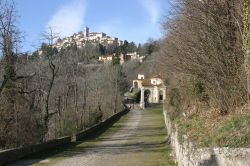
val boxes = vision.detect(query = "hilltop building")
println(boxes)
[84,26,89,37]
[54,26,123,50]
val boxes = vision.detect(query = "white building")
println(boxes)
[54,26,122,50]
[127,52,139,60]
[132,74,166,109]
[98,55,113,64]
[119,52,145,64]
[118,40,123,46]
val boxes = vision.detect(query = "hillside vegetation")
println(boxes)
[0,0,160,150]
[155,0,250,147]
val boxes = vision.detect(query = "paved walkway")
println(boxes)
[11,106,176,166]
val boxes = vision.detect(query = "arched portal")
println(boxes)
[144,89,151,106]
[159,90,163,102]
[134,81,138,89]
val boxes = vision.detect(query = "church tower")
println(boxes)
[84,26,89,37]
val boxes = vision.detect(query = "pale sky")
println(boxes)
[16,0,169,52]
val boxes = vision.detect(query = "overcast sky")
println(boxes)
[16,0,169,52]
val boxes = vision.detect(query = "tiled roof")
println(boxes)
[133,74,166,87]
[141,79,163,87]
[141,79,151,86]
[151,74,162,79]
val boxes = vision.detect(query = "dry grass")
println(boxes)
[168,104,250,148]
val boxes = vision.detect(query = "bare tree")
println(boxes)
[243,0,250,106]
[0,5,129,147]
[41,27,59,135]
[158,0,245,114]
[0,0,19,148]
[0,0,19,94]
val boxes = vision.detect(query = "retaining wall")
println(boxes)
[0,106,130,166]
[163,109,250,166]
[0,136,71,166]
[75,108,130,141]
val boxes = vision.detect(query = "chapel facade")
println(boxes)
[132,74,166,109]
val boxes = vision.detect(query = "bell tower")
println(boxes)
[84,26,89,37]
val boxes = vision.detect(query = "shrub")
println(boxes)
[169,88,181,112]
[193,80,209,103]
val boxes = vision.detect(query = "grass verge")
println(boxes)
[167,104,250,148]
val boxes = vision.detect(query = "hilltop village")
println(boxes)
[36,26,146,65]
[54,26,123,50]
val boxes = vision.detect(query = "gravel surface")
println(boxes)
[10,106,176,166]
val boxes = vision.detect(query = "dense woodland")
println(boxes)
[156,0,250,147]
[0,1,159,149]
[1,0,250,150]
[157,0,245,113]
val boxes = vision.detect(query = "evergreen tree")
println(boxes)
[122,40,129,54]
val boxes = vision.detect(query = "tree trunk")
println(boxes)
[0,35,17,148]
[243,0,250,106]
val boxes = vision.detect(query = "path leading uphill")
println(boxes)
[11,105,176,166]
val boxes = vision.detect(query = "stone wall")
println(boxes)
[0,106,130,166]
[0,136,71,166]
[75,108,130,141]
[163,109,250,166]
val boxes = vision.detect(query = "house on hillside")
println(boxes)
[119,52,145,64]
[98,55,114,64]
[132,74,166,109]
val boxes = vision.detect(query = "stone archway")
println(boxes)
[144,89,151,106]
[140,88,153,109]
[159,90,163,102]
[134,81,138,89]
